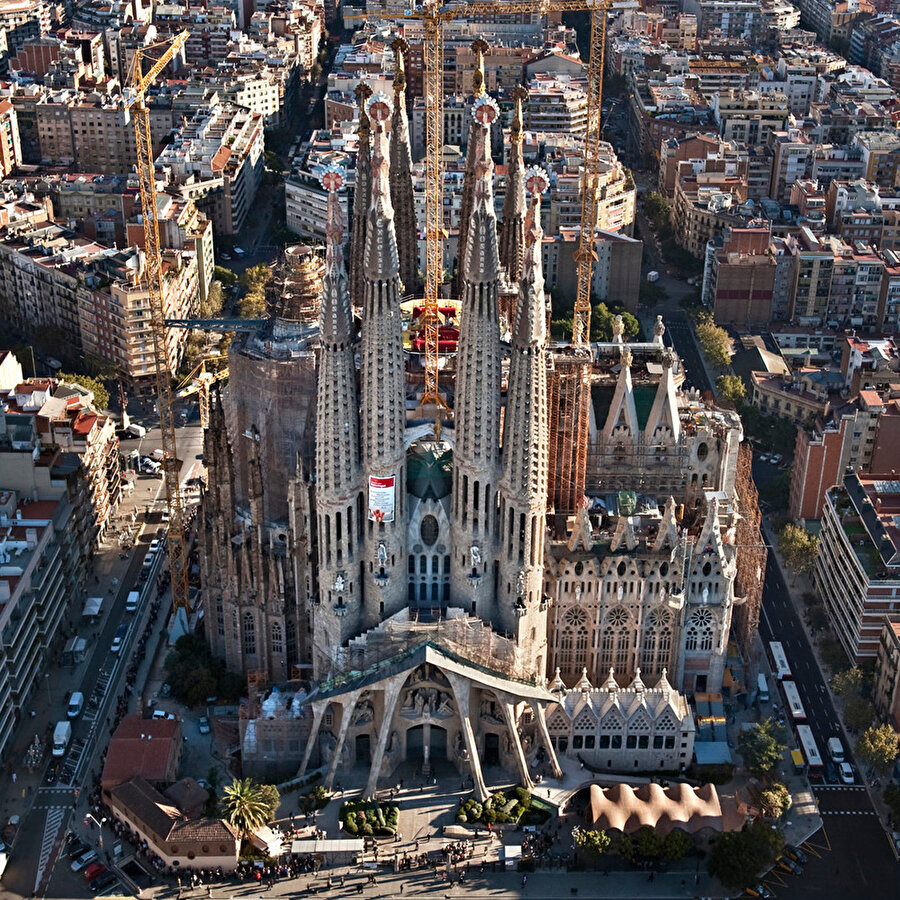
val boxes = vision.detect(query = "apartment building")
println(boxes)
[525,76,588,135]
[815,473,900,662]
[157,101,264,235]
[673,165,749,258]
[77,247,200,394]
[873,616,900,729]
[0,99,21,178]
[711,90,790,147]
[769,130,815,205]
[0,0,52,54]
[749,366,842,424]
[4,376,121,544]
[841,334,900,392]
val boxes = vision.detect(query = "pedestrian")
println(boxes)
[11,772,16,784]
[522,874,527,888]
[400,885,404,895]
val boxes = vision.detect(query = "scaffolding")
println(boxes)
[548,351,591,527]
[732,442,766,668]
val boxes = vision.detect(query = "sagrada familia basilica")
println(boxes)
[198,44,757,795]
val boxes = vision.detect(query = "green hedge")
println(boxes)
[456,789,534,826]
[339,800,399,836]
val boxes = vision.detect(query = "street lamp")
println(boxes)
[84,813,108,857]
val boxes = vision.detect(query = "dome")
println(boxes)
[407,445,453,500]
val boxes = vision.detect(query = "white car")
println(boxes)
[70,849,97,871]
[148,539,161,555]
[771,453,783,465]
[839,762,855,784]
[759,453,771,462]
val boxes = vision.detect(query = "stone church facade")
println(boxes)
[199,45,742,789]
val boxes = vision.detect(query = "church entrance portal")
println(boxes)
[484,732,500,767]
[405,724,448,763]
[355,734,371,766]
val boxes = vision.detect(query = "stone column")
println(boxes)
[325,689,361,790]
[298,700,328,777]
[364,673,407,799]
[445,672,489,801]
[531,700,563,779]
[497,694,534,791]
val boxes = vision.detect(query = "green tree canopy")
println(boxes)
[572,826,611,856]
[708,819,784,889]
[716,374,747,406]
[737,718,788,779]
[221,778,279,836]
[56,373,109,411]
[758,781,791,819]
[844,697,876,733]
[856,724,900,775]
[662,829,693,860]
[199,281,225,319]
[591,303,640,342]
[778,524,819,574]
[634,825,664,858]
[644,191,671,232]
[832,667,866,702]
[695,321,732,368]
[214,265,238,288]
[240,263,272,318]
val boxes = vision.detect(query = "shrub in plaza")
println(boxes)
[457,787,533,826]
[340,799,399,836]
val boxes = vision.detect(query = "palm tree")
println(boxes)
[220,778,275,837]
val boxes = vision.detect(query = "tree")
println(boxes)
[856,724,900,775]
[634,825,664,858]
[844,697,876,733]
[708,820,784,889]
[695,321,732,367]
[240,263,271,318]
[590,302,640,342]
[716,374,746,406]
[221,778,278,836]
[199,281,225,319]
[737,718,788,779]
[56,373,109,411]
[214,265,238,288]
[662,829,693,861]
[759,781,791,818]
[778,524,818,574]
[832,667,865,702]
[644,191,671,232]
[572,826,611,856]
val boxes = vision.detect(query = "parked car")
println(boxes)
[785,844,808,865]
[160,682,171,698]
[198,716,211,734]
[67,838,90,860]
[776,855,803,876]
[745,885,772,899]
[839,762,855,784]
[83,862,106,881]
[770,453,783,465]
[759,453,771,462]
[111,624,127,654]
[148,539,161,555]
[90,870,117,893]
[70,849,98,872]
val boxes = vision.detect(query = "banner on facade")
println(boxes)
[368,475,395,523]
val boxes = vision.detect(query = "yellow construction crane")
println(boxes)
[175,356,229,429]
[361,0,609,414]
[127,30,191,612]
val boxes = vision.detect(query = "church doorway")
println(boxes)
[484,733,500,767]
[405,724,447,762]
[355,734,371,766]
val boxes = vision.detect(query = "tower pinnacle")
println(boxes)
[349,82,373,308]
[500,85,528,286]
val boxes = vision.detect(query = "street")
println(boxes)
[0,419,205,900]
[757,535,900,897]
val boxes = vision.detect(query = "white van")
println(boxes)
[827,737,844,763]
[126,423,147,438]
[67,692,84,719]
[126,591,140,613]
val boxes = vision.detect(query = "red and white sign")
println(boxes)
[368,475,395,523]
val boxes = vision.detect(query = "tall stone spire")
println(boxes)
[497,167,551,678]
[360,92,408,625]
[450,95,502,613]
[389,38,418,296]
[499,85,527,285]
[455,39,489,292]
[349,82,373,308]
[314,166,364,660]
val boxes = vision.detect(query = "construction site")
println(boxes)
[128,8,765,789]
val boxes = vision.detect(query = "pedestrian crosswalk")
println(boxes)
[820,809,876,815]
[34,805,67,893]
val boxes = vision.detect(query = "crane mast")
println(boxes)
[129,31,191,612]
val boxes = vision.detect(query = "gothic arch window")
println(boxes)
[599,626,615,672]
[640,606,673,674]
[575,629,589,671]
[420,515,439,546]
[271,622,283,655]
[558,629,574,672]
[685,608,714,652]
[243,612,256,656]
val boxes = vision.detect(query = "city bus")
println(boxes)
[782,680,807,722]
[769,641,792,681]
[796,724,823,775]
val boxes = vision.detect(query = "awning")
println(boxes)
[83,597,103,617]
[693,741,733,765]
[290,840,365,855]
[250,825,283,856]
